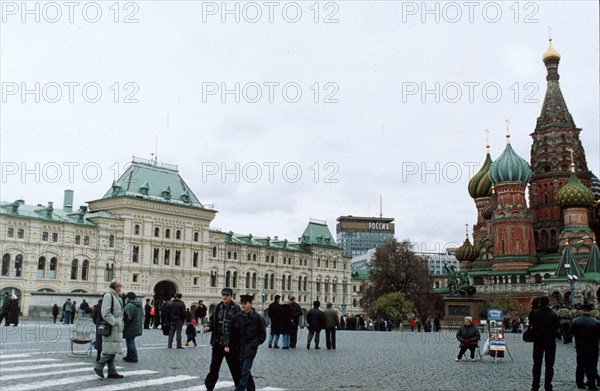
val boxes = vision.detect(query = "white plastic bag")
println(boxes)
[482,339,490,355]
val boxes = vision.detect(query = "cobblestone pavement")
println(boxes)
[0,321,590,390]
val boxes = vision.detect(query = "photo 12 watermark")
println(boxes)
[201,82,339,103]
[200,1,339,24]
[201,161,340,184]
[400,1,539,24]
[1,82,140,103]
[401,161,481,184]
[401,82,539,104]
[1,1,140,24]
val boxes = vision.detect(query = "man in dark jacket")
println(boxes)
[80,299,90,319]
[570,303,600,390]
[455,316,480,361]
[123,292,143,362]
[323,302,340,350]
[196,300,208,325]
[233,294,266,391]
[530,296,560,391]
[288,296,303,348]
[204,288,241,391]
[267,295,281,348]
[144,299,152,329]
[0,292,10,326]
[306,300,323,350]
[167,293,187,349]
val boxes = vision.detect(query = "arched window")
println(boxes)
[14,254,23,277]
[176,230,181,240]
[134,224,140,235]
[2,254,10,276]
[232,271,238,288]
[264,273,269,289]
[194,232,199,242]
[298,276,302,291]
[534,274,542,283]
[71,259,79,280]
[82,260,89,281]
[210,271,217,287]
[165,229,171,239]
[212,247,217,258]
[37,256,46,278]
[226,271,231,287]
[252,273,256,289]
[287,275,292,291]
[541,231,549,249]
[303,276,307,291]
[154,227,160,237]
[510,275,517,284]
[550,230,557,247]
[282,275,286,290]
[49,257,57,279]
[519,275,527,284]
[108,235,115,247]
[246,272,251,289]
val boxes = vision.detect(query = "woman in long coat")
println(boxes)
[94,280,124,378]
[7,295,20,326]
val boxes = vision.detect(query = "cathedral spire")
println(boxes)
[536,38,576,132]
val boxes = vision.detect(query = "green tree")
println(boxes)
[372,291,414,324]
[363,239,434,320]
[481,296,528,319]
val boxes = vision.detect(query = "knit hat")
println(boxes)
[464,316,473,322]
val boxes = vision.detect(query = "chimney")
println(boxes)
[63,190,74,212]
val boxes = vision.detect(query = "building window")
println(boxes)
[193,252,199,268]
[246,272,251,289]
[270,273,274,290]
[281,275,286,290]
[176,230,181,240]
[228,251,231,260]
[164,249,170,265]
[133,274,139,283]
[212,247,217,258]
[298,276,302,291]
[232,271,238,288]
[316,280,321,292]
[132,246,139,263]
[17,229,24,238]
[270,256,274,264]
[264,273,268,289]
[71,259,79,280]
[82,260,89,281]
[7,228,14,238]
[165,229,171,239]
[84,236,89,245]
[194,232,199,242]
[153,248,159,264]
[303,276,307,291]
[2,254,9,276]
[226,271,231,287]
[175,250,181,266]
[108,235,115,247]
[252,273,256,289]
[154,227,160,237]
[75,235,81,244]
[233,252,237,260]
[42,231,49,241]
[49,257,57,279]
[14,254,23,277]
[247,254,251,261]
[134,224,140,235]
[252,254,256,262]
[210,271,217,287]
[287,275,291,291]
[37,256,46,278]
[193,277,199,285]
[52,232,58,242]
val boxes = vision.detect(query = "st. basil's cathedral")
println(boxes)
[455,40,600,306]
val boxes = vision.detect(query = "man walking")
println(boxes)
[570,303,600,390]
[289,296,303,348]
[204,288,241,391]
[80,299,90,319]
[306,300,323,350]
[0,292,11,326]
[267,295,281,348]
[144,299,152,329]
[123,292,143,362]
[323,302,340,350]
[233,294,266,391]
[196,300,208,325]
[530,296,560,391]
[167,293,186,349]
[62,298,72,325]
[94,280,124,379]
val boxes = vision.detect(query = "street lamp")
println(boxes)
[342,278,347,316]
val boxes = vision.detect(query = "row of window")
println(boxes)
[2,253,90,281]
[210,270,345,294]
[134,224,200,242]
[5,228,25,239]
[6,227,98,246]
[221,248,340,269]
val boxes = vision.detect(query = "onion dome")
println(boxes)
[481,186,498,220]
[542,38,561,63]
[556,161,595,208]
[589,173,600,202]
[489,132,532,185]
[455,225,478,262]
[468,148,493,199]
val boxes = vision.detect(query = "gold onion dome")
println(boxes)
[543,38,561,63]
[455,237,478,262]
[468,149,493,199]
[556,165,595,209]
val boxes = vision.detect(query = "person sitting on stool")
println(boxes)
[456,316,480,362]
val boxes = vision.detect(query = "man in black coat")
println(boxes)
[530,296,560,391]
[288,296,303,348]
[267,295,281,348]
[204,288,241,391]
[0,292,11,326]
[144,299,152,329]
[167,293,187,349]
[570,303,600,390]
[306,300,323,350]
[233,294,266,391]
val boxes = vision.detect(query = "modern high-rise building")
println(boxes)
[336,215,395,257]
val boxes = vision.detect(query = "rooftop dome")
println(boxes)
[556,164,595,209]
[542,38,561,63]
[489,135,531,185]
[468,150,493,199]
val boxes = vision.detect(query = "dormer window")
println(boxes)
[139,181,149,196]
[162,186,171,200]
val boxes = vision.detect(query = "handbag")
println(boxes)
[96,293,115,337]
[162,323,171,336]
[523,324,535,342]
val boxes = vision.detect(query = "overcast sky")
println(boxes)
[1,1,599,252]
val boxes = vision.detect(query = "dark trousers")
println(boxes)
[576,350,599,387]
[457,344,476,359]
[290,324,299,348]
[204,344,241,391]
[307,329,320,348]
[325,328,336,349]
[235,356,256,391]
[144,314,151,329]
[532,339,556,391]
[168,320,183,348]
